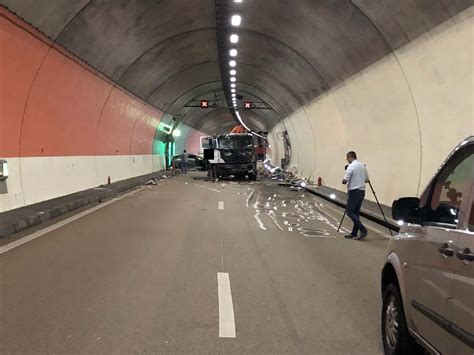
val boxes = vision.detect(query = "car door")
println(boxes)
[407,142,474,353]
[451,181,474,354]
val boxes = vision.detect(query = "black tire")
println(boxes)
[382,283,422,355]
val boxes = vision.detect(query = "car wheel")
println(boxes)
[382,283,421,355]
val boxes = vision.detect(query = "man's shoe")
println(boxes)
[345,234,357,239]
[357,231,368,240]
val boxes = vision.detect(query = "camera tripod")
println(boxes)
[337,180,393,236]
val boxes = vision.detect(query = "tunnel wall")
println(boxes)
[0,9,205,212]
[269,8,473,206]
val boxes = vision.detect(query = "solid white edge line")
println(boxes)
[217,272,236,338]
[0,187,145,255]
[218,201,225,210]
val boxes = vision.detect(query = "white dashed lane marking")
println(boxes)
[217,272,236,338]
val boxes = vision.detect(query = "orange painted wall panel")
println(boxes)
[0,12,49,157]
[20,48,111,157]
[131,104,163,155]
[96,88,143,156]
[0,8,166,159]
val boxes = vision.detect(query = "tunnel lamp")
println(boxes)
[158,122,173,134]
[229,49,238,57]
[230,34,239,43]
[234,0,242,3]
[172,129,182,137]
[231,88,236,93]
[231,15,241,26]
[230,69,236,75]
[231,83,236,88]
[230,77,236,82]
[229,60,236,67]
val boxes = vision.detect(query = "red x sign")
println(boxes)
[200,100,209,108]
[244,101,252,109]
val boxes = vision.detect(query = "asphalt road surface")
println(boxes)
[0,172,391,354]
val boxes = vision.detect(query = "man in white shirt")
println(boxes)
[342,151,369,240]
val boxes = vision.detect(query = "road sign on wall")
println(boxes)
[200,100,209,108]
[244,101,252,109]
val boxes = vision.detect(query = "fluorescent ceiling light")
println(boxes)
[229,60,236,67]
[231,15,241,26]
[230,34,239,43]
[229,49,238,57]
[230,69,236,75]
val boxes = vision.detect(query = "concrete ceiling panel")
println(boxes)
[0,0,89,38]
[2,0,468,134]
[55,0,215,80]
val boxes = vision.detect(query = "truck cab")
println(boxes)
[204,133,257,180]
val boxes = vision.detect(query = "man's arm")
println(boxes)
[342,165,352,185]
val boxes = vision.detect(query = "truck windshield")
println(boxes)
[218,136,253,149]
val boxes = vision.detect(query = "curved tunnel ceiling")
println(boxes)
[1,0,471,136]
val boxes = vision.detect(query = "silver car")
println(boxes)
[381,136,473,355]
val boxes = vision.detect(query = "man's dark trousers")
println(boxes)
[347,189,367,236]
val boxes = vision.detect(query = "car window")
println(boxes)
[425,144,474,226]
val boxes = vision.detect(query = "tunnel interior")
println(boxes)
[0,0,472,211]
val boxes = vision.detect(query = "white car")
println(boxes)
[381,136,473,354]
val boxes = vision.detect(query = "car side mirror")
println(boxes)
[0,160,8,181]
[392,197,421,224]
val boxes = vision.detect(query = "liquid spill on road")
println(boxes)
[249,186,351,236]
[253,191,268,230]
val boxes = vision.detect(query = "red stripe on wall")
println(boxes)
[0,12,49,157]
[0,8,164,158]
